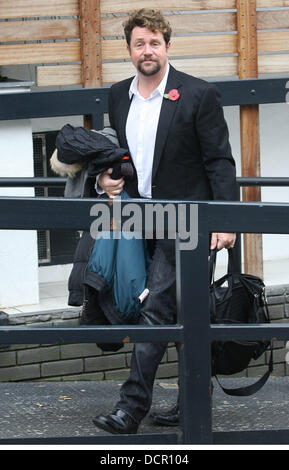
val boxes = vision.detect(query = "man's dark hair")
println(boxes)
[123,9,172,46]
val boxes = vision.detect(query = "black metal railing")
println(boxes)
[0,192,289,444]
[2,176,289,188]
[1,77,289,444]
[0,77,288,125]
[1,175,288,277]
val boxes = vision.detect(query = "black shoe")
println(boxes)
[92,409,139,434]
[150,381,214,427]
[150,403,179,426]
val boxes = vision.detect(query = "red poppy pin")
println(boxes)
[164,89,180,101]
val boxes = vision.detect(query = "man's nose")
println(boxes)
[143,43,153,55]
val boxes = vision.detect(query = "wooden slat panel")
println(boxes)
[258,31,289,52]
[0,0,79,19]
[100,0,237,14]
[257,0,289,7]
[101,12,237,37]
[102,34,237,61]
[101,39,129,60]
[258,53,289,73]
[103,56,238,83]
[257,10,289,30]
[167,12,237,34]
[0,42,80,66]
[162,34,237,56]
[170,57,238,78]
[37,65,81,86]
[0,19,79,42]
[37,56,238,86]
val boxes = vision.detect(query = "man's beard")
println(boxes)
[137,59,161,76]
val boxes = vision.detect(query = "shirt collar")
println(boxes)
[129,63,170,100]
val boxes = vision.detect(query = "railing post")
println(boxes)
[176,203,213,444]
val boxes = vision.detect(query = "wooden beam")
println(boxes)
[0,18,79,42]
[259,53,289,74]
[237,0,264,278]
[80,0,103,128]
[101,11,237,37]
[37,65,82,87]
[257,9,289,30]
[0,0,79,19]
[100,0,236,14]
[0,42,80,66]
[257,0,289,7]
[80,0,102,88]
[36,56,238,87]
[102,34,237,61]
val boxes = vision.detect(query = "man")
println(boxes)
[93,9,237,434]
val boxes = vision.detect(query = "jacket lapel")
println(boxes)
[117,80,134,149]
[152,66,182,183]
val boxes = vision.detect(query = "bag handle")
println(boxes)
[209,248,217,284]
[209,248,234,317]
[209,247,237,283]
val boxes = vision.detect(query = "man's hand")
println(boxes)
[210,232,236,251]
[98,168,125,198]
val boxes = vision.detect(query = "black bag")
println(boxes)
[210,248,273,396]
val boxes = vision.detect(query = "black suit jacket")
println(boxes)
[108,65,237,202]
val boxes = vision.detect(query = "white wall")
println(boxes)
[0,113,39,308]
[221,103,289,284]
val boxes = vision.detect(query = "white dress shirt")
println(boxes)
[95,64,169,197]
[126,64,169,198]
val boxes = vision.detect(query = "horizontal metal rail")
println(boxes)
[0,177,66,187]
[0,78,288,125]
[0,324,184,345]
[1,176,289,188]
[0,322,287,344]
[0,434,178,446]
[211,323,289,341]
[1,196,289,233]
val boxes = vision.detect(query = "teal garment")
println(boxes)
[87,190,151,323]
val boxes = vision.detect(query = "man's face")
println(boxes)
[128,26,170,77]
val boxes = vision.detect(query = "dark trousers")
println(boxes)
[115,243,177,422]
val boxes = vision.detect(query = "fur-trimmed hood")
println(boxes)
[50,148,83,178]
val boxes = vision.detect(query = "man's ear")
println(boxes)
[126,43,131,56]
[166,41,171,53]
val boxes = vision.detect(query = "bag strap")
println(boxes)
[214,346,273,396]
